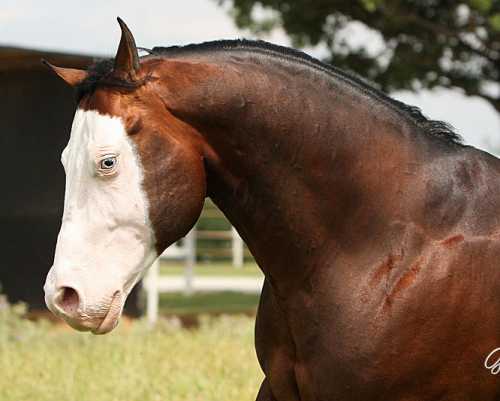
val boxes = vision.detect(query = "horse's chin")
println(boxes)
[91,291,125,335]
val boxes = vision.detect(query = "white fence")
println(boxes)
[143,227,262,324]
[144,229,196,324]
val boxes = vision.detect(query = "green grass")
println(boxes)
[0,304,263,401]
[160,261,263,277]
[157,261,262,315]
[160,291,260,315]
[160,261,262,315]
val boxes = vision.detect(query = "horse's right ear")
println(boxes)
[41,59,88,87]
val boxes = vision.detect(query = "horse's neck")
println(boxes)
[158,56,422,291]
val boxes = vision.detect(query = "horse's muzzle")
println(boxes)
[44,270,123,334]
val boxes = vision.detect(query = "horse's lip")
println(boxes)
[92,291,123,335]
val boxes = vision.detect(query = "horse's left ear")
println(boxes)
[41,59,88,87]
[114,17,140,79]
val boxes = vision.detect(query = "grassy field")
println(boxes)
[1,262,264,400]
[160,261,263,277]
[157,261,263,315]
[0,304,263,401]
[160,291,260,315]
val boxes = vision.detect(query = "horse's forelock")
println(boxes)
[75,58,149,102]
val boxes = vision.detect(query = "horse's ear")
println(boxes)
[114,17,139,78]
[42,59,88,87]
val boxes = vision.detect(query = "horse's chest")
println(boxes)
[256,275,386,400]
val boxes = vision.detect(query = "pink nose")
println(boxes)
[53,286,81,317]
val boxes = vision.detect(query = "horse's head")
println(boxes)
[43,18,206,334]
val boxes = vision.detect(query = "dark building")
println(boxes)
[0,46,141,315]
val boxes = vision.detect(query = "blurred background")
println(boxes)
[1,1,499,400]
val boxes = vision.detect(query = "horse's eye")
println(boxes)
[100,157,117,170]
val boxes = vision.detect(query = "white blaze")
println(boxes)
[44,109,157,332]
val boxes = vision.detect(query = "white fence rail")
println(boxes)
[143,227,260,325]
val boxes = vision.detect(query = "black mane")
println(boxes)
[80,39,462,145]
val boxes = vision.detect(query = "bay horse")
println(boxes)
[43,18,500,400]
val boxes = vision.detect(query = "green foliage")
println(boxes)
[490,13,500,31]
[469,0,493,13]
[0,314,262,401]
[218,0,500,113]
[360,0,382,12]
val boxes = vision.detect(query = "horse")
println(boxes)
[43,18,500,400]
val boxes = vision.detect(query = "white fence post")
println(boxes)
[145,258,159,325]
[183,229,196,295]
[232,227,244,268]
[144,228,197,325]
[143,225,258,324]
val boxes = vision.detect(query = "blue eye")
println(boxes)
[100,157,117,170]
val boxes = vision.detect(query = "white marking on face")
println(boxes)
[44,109,157,333]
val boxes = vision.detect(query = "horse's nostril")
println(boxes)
[55,286,80,316]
